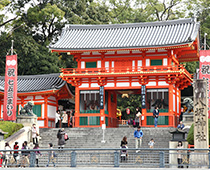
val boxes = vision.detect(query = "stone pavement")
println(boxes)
[4,168,201,170]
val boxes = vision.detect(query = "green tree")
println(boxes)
[23,2,65,45]
[135,0,187,21]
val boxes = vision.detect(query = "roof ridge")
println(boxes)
[0,73,60,79]
[64,18,195,30]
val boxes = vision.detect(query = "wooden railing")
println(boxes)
[61,65,191,78]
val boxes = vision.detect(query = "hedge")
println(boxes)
[0,121,24,139]
[187,119,210,145]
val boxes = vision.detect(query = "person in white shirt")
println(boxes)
[31,124,38,144]
[55,110,61,128]
[3,143,11,168]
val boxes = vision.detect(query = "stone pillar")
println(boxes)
[194,79,209,148]
[191,79,209,167]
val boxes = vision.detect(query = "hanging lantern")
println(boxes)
[122,93,129,98]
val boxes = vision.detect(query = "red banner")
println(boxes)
[199,50,210,118]
[3,55,18,121]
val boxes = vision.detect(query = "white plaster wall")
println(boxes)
[25,96,33,100]
[132,60,135,66]
[42,104,45,119]
[147,82,156,86]
[38,120,44,127]
[97,61,101,68]
[131,82,141,87]
[146,59,150,66]
[177,96,179,113]
[91,83,100,87]
[112,61,114,67]
[116,82,130,87]
[48,100,57,105]
[48,96,56,101]
[80,83,89,88]
[173,94,175,112]
[81,61,85,69]
[35,95,44,100]
[163,58,168,66]
[105,61,109,67]
[158,81,168,86]
[48,105,56,118]
[138,60,142,66]
[105,83,115,87]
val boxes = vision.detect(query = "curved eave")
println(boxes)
[17,89,60,96]
[51,43,193,53]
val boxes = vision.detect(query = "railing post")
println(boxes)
[29,151,36,167]
[114,150,119,167]
[71,151,77,167]
[208,151,210,169]
[159,151,165,168]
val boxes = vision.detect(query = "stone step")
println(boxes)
[39,127,173,150]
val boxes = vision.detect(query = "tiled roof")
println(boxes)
[50,18,200,51]
[0,73,66,93]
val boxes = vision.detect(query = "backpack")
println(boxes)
[64,133,69,141]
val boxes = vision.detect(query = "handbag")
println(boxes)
[64,133,69,141]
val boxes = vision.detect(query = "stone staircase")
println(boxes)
[35,127,174,167]
[39,127,174,149]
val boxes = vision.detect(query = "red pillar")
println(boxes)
[75,87,80,127]
[169,84,174,127]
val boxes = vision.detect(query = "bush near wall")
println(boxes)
[187,119,210,145]
[0,121,24,139]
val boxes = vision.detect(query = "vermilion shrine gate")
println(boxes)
[50,18,200,128]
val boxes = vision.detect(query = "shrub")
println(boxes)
[0,121,24,139]
[187,119,210,145]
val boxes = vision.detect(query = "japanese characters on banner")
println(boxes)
[3,55,17,121]
[199,50,210,118]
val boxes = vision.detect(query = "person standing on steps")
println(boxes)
[135,107,141,127]
[153,106,159,128]
[62,111,68,128]
[177,141,183,168]
[148,138,155,148]
[57,128,66,149]
[134,126,143,153]
[31,124,39,144]
[33,143,42,167]
[55,110,61,128]
[13,142,19,164]
[46,143,56,167]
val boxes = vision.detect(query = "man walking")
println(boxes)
[153,106,159,128]
[134,126,143,153]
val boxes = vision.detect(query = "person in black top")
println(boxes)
[121,136,128,147]
[13,142,19,162]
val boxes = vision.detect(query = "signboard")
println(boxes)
[194,80,209,152]
[3,55,18,121]
[141,85,146,109]
[99,86,104,109]
[199,50,210,117]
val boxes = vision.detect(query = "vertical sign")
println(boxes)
[194,79,209,148]
[199,50,210,117]
[99,86,104,109]
[141,85,146,109]
[3,55,18,121]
